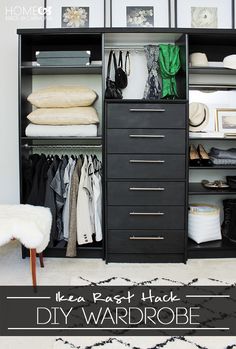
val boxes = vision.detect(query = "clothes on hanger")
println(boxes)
[22,153,103,254]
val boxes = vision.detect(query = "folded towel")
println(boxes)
[25,124,97,137]
[210,147,236,160]
[210,156,236,165]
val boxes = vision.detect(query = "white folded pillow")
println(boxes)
[25,124,98,137]
[27,107,99,125]
[27,85,97,108]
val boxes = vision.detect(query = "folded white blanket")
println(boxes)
[25,124,97,137]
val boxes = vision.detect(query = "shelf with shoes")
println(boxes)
[189,183,236,195]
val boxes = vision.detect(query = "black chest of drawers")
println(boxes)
[105,101,188,263]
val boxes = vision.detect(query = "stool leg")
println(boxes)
[30,249,37,288]
[39,252,44,268]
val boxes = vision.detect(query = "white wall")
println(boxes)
[0,0,44,204]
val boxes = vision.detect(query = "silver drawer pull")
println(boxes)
[129,108,166,112]
[129,236,164,240]
[129,212,165,216]
[129,135,165,138]
[129,187,165,191]
[129,160,165,164]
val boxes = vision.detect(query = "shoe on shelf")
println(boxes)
[202,179,229,189]
[197,144,213,166]
[189,144,201,166]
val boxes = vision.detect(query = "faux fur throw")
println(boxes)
[0,205,52,253]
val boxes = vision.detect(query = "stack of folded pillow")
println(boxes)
[209,147,236,165]
[26,85,99,137]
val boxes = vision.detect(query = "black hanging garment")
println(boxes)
[115,51,128,89]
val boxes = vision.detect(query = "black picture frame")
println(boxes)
[110,0,171,28]
[44,0,106,28]
[175,0,234,29]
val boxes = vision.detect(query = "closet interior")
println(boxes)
[18,28,236,262]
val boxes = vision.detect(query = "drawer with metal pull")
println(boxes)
[107,181,185,205]
[107,206,185,230]
[108,230,185,254]
[107,154,186,179]
[106,103,186,129]
[107,129,185,154]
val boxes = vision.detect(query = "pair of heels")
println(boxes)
[189,144,213,167]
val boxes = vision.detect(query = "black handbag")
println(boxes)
[115,51,128,89]
[105,51,123,99]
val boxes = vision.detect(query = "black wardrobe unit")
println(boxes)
[17,28,236,262]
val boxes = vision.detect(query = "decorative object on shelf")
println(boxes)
[143,45,161,100]
[201,179,229,189]
[223,54,236,69]
[222,199,236,243]
[188,204,222,244]
[189,102,209,132]
[189,52,208,67]
[115,51,128,89]
[175,0,234,29]
[159,44,181,99]
[209,147,236,165]
[45,0,105,28]
[110,0,170,28]
[216,108,236,133]
[105,51,123,99]
[226,176,236,189]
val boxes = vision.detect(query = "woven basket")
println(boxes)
[188,204,222,244]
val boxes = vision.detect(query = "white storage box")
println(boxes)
[188,204,222,244]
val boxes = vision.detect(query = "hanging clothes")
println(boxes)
[77,156,94,245]
[159,44,181,99]
[66,157,83,257]
[143,45,161,100]
[50,156,68,241]
[62,157,76,241]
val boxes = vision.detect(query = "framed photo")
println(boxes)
[216,109,236,133]
[45,0,105,28]
[111,0,170,28]
[175,0,234,29]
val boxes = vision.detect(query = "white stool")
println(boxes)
[0,204,52,287]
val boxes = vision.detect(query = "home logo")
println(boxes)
[5,6,52,21]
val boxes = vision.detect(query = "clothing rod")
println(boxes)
[105,46,145,51]
[22,144,102,148]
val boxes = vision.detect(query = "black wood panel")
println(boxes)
[108,230,185,254]
[107,154,186,179]
[107,103,186,129]
[107,253,185,263]
[107,206,185,230]
[107,181,185,206]
[107,129,185,154]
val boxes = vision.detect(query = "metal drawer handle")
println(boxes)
[129,236,165,240]
[129,187,165,191]
[129,108,166,112]
[129,134,165,139]
[129,160,165,164]
[129,212,165,216]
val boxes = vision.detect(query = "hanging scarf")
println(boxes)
[143,45,161,100]
[159,44,181,99]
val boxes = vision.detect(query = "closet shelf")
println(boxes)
[189,137,236,140]
[21,136,102,145]
[189,183,236,195]
[21,65,102,75]
[105,99,188,104]
[189,67,236,75]
[189,165,236,170]
[189,84,236,90]
[188,238,236,251]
